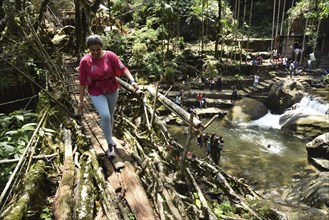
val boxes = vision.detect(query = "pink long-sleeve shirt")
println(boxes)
[78,51,127,96]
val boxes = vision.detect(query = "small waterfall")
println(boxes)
[296,96,329,115]
[247,111,281,129]
[248,96,329,129]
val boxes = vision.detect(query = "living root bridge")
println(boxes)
[0,57,288,219]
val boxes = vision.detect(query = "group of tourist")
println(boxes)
[202,76,223,92]
[197,133,225,164]
[272,45,318,79]
[275,57,304,78]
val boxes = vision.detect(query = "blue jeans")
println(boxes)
[90,90,118,145]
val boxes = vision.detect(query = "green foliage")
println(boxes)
[112,0,130,17]
[163,62,180,83]
[247,199,272,218]
[0,110,37,159]
[233,73,245,81]
[101,33,132,63]
[0,110,37,190]
[288,0,329,50]
[103,24,162,77]
[26,58,48,77]
[193,192,202,209]
[134,25,161,50]
[319,2,329,18]
[212,201,242,218]
[40,207,53,220]
[172,37,185,50]
[0,110,56,192]
[128,212,136,220]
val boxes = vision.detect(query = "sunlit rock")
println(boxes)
[226,97,267,123]
[306,133,329,170]
[268,79,306,114]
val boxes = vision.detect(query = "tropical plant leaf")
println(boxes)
[21,123,37,131]
[15,115,24,121]
[18,148,26,154]
[5,130,18,135]
[42,128,56,134]
[2,143,15,153]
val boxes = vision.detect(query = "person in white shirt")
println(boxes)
[253,73,260,91]
[294,48,300,61]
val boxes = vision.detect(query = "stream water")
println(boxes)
[168,96,329,193]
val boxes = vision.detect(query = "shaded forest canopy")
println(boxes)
[0,0,328,113]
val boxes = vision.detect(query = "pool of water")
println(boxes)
[168,95,329,193]
[168,118,311,192]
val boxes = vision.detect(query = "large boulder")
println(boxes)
[226,97,268,124]
[268,80,306,114]
[286,172,329,209]
[280,114,329,140]
[306,133,329,170]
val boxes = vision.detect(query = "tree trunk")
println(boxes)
[275,0,281,38]
[179,112,194,178]
[214,0,222,59]
[284,0,295,56]
[74,0,102,54]
[75,153,96,220]
[34,0,50,32]
[186,168,218,220]
[271,0,277,51]
[53,129,75,220]
[201,1,205,53]
[246,0,253,63]
[280,0,287,35]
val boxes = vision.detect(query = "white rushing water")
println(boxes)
[247,96,329,129]
[239,130,285,154]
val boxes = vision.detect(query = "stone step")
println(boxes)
[258,81,270,87]
[162,89,246,99]
[194,107,227,118]
[179,97,234,109]
[243,87,254,93]
[263,79,278,84]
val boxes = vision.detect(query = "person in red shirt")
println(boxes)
[197,93,203,108]
[78,34,139,158]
